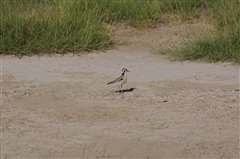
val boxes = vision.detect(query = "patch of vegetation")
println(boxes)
[1,0,114,57]
[1,0,239,63]
[161,0,240,63]
[0,0,208,56]
[162,32,240,63]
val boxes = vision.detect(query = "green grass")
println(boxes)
[0,0,207,56]
[1,0,239,63]
[161,32,240,63]
[1,0,113,56]
[160,0,240,63]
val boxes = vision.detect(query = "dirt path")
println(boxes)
[2,22,239,158]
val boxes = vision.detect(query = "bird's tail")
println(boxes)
[107,81,113,85]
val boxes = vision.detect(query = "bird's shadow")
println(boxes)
[115,87,136,93]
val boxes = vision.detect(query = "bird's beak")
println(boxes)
[127,69,130,72]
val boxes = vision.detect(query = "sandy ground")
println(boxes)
[2,22,240,158]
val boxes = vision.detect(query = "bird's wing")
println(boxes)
[107,76,123,85]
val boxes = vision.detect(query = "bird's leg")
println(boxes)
[118,85,120,93]
[121,85,123,93]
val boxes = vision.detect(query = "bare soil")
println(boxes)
[2,21,239,158]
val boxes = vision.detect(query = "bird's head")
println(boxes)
[122,68,130,75]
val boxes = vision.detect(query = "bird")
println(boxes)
[107,68,130,93]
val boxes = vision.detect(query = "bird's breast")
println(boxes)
[122,75,127,84]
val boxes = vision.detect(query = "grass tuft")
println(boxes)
[162,31,240,63]
[1,0,113,56]
[160,0,240,64]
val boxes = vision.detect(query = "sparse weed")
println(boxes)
[160,0,240,63]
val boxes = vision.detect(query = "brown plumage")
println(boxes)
[107,68,130,93]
